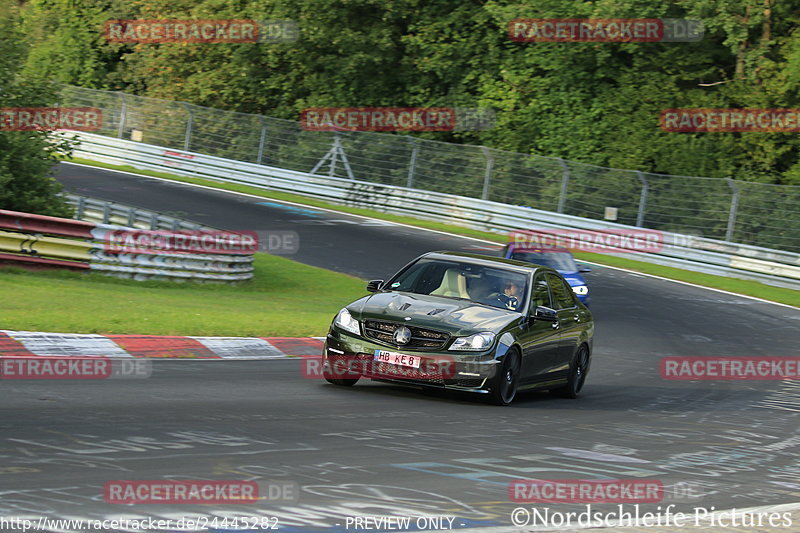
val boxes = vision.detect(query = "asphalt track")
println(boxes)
[0,162,798,532]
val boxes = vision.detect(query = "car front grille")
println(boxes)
[363,320,450,350]
[356,352,486,389]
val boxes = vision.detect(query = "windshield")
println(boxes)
[386,258,528,312]
[511,250,578,272]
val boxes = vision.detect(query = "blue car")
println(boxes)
[503,245,592,306]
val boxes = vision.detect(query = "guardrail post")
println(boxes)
[635,171,649,227]
[725,178,740,242]
[117,93,127,139]
[127,208,137,227]
[406,136,418,189]
[183,103,194,152]
[480,146,494,201]
[557,158,570,213]
[76,196,86,220]
[256,119,267,165]
[102,202,111,224]
[328,132,340,177]
[149,212,159,230]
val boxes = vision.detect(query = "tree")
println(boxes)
[0,0,73,216]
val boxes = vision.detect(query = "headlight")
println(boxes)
[333,308,361,335]
[449,332,495,351]
[572,285,588,295]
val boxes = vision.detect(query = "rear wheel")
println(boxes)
[552,344,589,399]
[488,350,520,406]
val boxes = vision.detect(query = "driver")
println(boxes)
[501,280,522,310]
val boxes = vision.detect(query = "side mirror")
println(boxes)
[533,306,557,321]
[366,279,384,293]
[578,263,592,273]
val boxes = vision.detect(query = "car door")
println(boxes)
[518,272,562,385]
[545,272,585,376]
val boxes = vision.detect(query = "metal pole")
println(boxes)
[336,134,355,180]
[117,93,127,138]
[480,146,494,201]
[635,171,649,227]
[406,136,418,189]
[557,158,569,213]
[725,178,740,242]
[183,103,194,152]
[256,120,267,165]
[328,132,340,177]
[76,197,86,220]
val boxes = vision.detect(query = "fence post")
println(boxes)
[635,171,649,227]
[182,103,194,152]
[76,196,86,220]
[725,178,740,242]
[481,146,494,200]
[557,158,570,213]
[406,136,418,189]
[256,119,267,165]
[117,93,127,139]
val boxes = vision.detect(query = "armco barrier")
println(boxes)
[66,132,800,290]
[65,194,208,231]
[0,208,254,282]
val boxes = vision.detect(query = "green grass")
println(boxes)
[572,252,800,307]
[61,156,800,309]
[0,253,366,336]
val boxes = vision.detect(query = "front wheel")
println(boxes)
[551,345,590,399]
[488,350,520,406]
[323,357,360,387]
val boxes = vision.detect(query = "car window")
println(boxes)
[385,258,529,311]
[546,272,576,309]
[530,274,552,309]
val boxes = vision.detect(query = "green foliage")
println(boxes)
[13,0,800,188]
[0,0,72,216]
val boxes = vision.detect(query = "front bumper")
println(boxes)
[324,328,500,392]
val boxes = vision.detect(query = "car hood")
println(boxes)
[350,292,520,336]
[560,272,586,286]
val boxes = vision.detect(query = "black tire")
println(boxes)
[488,349,521,406]
[552,344,590,399]
[324,376,359,386]
[323,357,360,387]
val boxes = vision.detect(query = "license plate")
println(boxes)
[373,350,421,369]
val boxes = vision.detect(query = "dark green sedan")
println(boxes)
[322,251,594,405]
